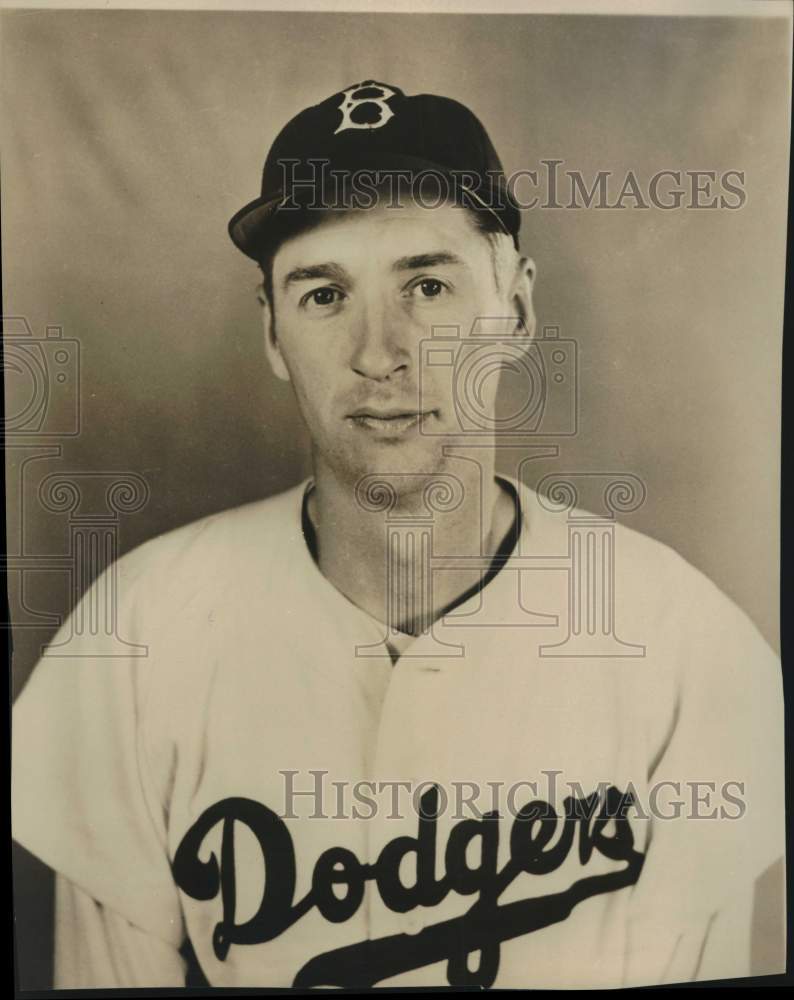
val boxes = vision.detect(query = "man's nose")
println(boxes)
[349,297,412,382]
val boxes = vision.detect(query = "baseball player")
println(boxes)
[12,81,784,989]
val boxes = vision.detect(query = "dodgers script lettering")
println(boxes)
[173,785,644,987]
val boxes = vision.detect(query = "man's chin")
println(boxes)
[334,436,454,487]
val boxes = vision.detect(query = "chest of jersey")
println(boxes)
[149,558,657,988]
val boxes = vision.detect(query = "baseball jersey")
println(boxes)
[11,474,785,988]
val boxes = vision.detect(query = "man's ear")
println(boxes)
[258,284,291,383]
[508,256,537,339]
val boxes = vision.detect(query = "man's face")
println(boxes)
[263,200,534,484]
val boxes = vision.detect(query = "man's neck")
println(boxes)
[305,459,517,636]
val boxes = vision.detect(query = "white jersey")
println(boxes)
[11,474,784,988]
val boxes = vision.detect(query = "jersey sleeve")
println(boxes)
[623,561,785,984]
[54,873,187,988]
[11,553,185,951]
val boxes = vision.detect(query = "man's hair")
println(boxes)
[255,181,517,317]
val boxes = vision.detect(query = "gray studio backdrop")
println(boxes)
[4,9,788,987]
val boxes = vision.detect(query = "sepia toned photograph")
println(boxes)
[5,0,789,990]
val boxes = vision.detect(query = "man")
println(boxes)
[12,81,784,989]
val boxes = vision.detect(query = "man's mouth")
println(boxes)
[346,408,438,435]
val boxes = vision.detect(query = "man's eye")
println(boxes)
[302,287,343,308]
[410,278,447,299]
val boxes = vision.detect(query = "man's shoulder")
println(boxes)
[115,479,309,597]
[516,474,692,581]
[514,476,771,646]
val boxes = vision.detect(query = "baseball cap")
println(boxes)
[228,80,521,260]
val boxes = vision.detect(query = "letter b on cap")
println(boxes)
[335,81,397,134]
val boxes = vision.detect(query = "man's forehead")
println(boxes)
[272,200,488,272]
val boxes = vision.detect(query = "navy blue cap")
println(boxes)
[229,81,521,259]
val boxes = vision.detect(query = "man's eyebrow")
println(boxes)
[281,262,349,290]
[392,252,466,271]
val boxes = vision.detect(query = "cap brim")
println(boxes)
[228,153,519,261]
[228,194,286,260]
